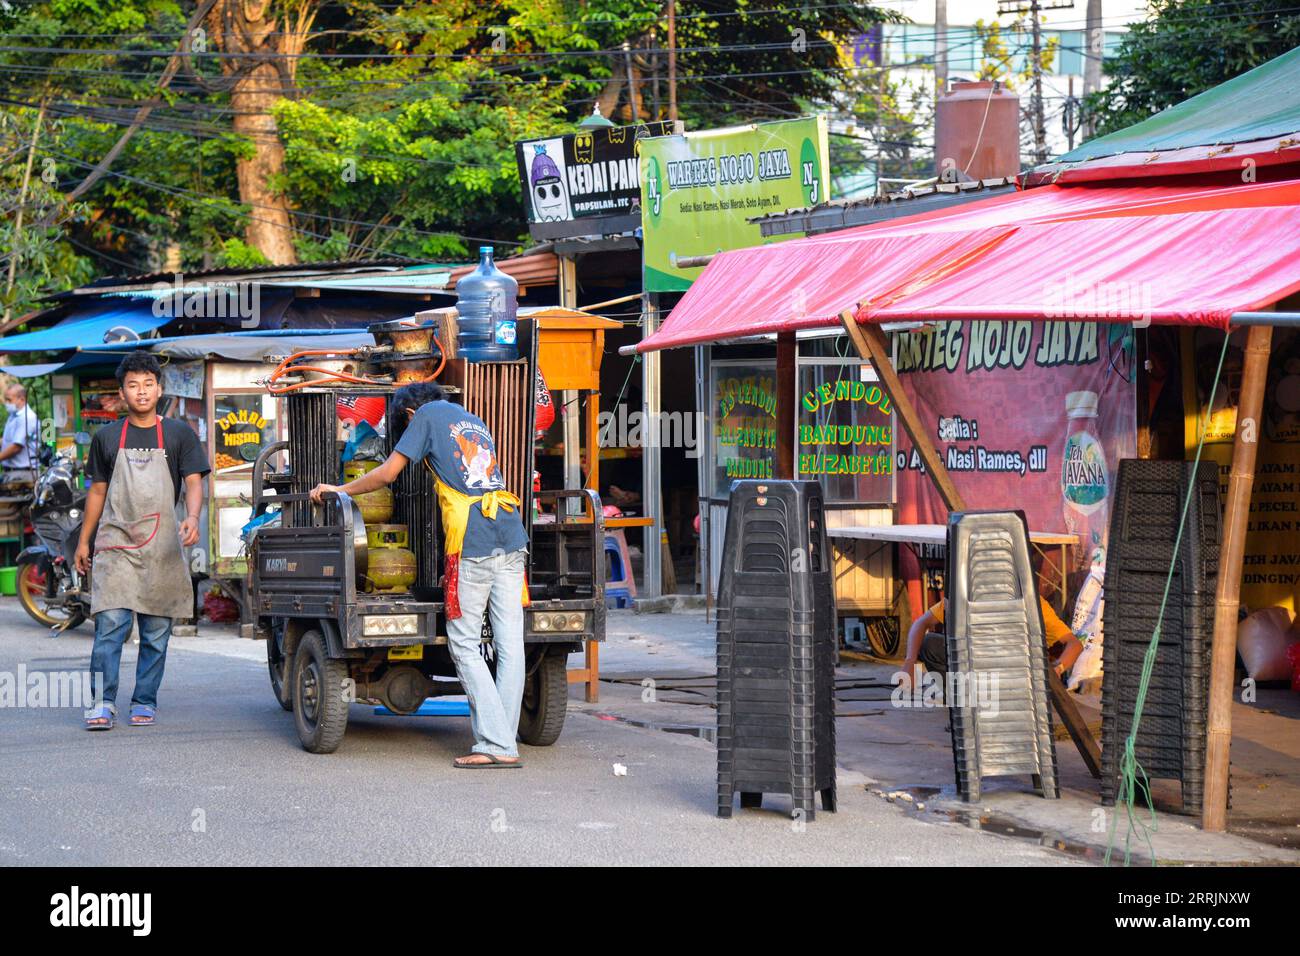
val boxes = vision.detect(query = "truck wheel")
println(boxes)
[291,629,349,753]
[267,620,293,712]
[518,647,568,747]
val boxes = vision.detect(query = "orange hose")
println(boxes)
[264,337,448,393]
[425,333,447,381]
[267,347,390,394]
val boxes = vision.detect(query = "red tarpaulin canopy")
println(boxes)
[636,178,1300,352]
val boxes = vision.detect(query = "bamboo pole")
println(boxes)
[838,311,966,511]
[1203,323,1273,831]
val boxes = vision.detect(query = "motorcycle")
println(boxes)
[15,449,90,632]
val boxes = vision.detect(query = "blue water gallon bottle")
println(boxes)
[456,246,519,362]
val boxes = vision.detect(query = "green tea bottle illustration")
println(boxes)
[1061,390,1110,570]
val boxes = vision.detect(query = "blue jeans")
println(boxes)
[446,548,527,757]
[90,608,174,710]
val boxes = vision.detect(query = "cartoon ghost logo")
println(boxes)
[574,132,594,165]
[530,144,569,222]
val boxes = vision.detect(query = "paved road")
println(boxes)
[0,601,1080,866]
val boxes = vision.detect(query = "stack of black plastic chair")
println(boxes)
[1101,460,1220,815]
[716,480,836,820]
[945,510,1060,803]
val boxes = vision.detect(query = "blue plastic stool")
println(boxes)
[605,531,636,608]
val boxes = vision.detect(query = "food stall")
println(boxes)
[78,329,375,616]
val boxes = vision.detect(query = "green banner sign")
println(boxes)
[639,116,830,292]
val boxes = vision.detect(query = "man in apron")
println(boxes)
[75,353,208,730]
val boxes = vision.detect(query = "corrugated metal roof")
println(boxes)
[446,252,558,290]
[751,177,1020,238]
[62,260,461,298]
[1057,46,1300,164]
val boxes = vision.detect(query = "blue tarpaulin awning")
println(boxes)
[1,362,64,378]
[0,303,170,353]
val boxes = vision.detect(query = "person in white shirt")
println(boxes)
[0,383,42,482]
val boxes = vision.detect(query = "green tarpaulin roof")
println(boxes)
[1059,45,1300,163]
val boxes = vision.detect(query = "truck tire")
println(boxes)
[291,629,349,753]
[267,620,293,712]
[518,647,568,747]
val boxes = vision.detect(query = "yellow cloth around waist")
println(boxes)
[426,460,521,556]
[424,460,528,619]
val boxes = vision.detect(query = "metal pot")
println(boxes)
[382,354,439,384]
[372,317,436,354]
[293,356,360,381]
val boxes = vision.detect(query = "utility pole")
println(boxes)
[1065,74,1078,151]
[934,0,948,99]
[3,101,47,327]
[622,41,640,122]
[1029,0,1047,165]
[667,0,678,122]
[1083,0,1103,139]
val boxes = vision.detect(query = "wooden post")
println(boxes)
[838,310,1099,773]
[775,331,796,480]
[838,311,965,510]
[1203,323,1273,831]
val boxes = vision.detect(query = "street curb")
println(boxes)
[633,594,707,614]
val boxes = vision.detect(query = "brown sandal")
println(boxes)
[453,753,523,769]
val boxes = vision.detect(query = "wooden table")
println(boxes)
[826,524,1078,615]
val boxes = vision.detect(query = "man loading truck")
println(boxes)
[311,381,528,769]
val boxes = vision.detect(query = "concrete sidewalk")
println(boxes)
[590,607,1300,865]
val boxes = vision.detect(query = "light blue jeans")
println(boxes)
[447,548,527,757]
[90,608,173,710]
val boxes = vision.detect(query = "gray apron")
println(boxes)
[90,418,194,619]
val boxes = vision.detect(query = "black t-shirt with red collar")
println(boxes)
[86,418,210,503]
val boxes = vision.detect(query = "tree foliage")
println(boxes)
[1,0,901,311]
[1086,0,1300,137]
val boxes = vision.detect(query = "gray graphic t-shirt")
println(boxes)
[394,401,528,558]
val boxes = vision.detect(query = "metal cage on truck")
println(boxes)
[246,317,605,753]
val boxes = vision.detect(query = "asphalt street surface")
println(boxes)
[0,600,1079,866]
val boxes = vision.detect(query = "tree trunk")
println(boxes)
[209,0,312,265]
[231,59,297,264]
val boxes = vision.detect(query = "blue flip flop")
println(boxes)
[85,704,115,731]
[128,704,156,727]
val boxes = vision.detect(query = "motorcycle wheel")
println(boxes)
[16,560,86,631]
